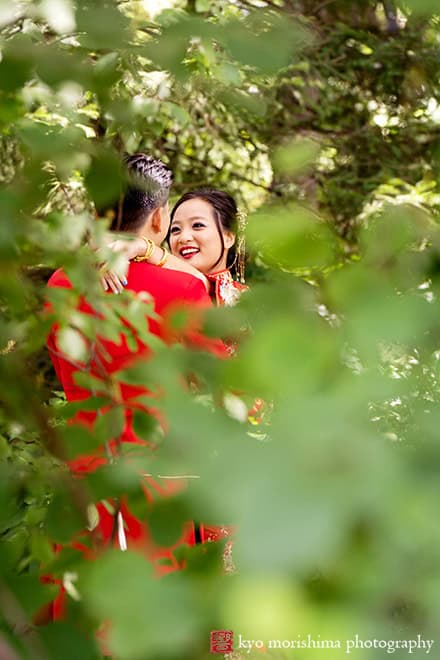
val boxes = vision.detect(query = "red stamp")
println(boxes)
[210,630,234,653]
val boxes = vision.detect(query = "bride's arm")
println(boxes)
[103,235,209,292]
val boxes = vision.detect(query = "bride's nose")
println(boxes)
[179,226,193,242]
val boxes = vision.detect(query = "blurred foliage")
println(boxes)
[1,0,440,658]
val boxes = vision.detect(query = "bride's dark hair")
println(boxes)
[170,189,238,270]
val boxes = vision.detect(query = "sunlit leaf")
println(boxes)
[76,2,132,50]
[273,138,320,176]
[248,203,335,271]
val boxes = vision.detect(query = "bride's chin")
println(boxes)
[183,254,201,266]
[176,254,204,271]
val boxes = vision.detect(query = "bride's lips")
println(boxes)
[179,246,200,259]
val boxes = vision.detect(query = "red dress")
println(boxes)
[46,263,226,615]
[207,268,247,310]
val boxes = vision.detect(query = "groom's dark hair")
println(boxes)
[100,153,173,233]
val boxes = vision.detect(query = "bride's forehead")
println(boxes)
[174,197,213,219]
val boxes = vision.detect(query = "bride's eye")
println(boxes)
[169,225,180,234]
[193,222,205,229]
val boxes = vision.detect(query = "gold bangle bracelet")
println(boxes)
[143,237,155,260]
[133,237,155,262]
[156,246,169,268]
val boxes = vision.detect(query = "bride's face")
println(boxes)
[169,198,234,275]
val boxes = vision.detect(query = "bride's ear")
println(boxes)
[224,231,235,249]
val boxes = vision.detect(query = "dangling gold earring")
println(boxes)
[235,208,247,284]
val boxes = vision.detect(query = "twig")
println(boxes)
[0,15,25,37]
[0,579,50,660]
[310,0,338,16]
[137,26,161,37]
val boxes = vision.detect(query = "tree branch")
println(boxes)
[167,146,273,193]
[0,579,50,660]
[310,0,338,17]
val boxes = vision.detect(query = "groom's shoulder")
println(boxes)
[128,262,208,303]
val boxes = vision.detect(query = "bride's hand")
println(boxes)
[105,236,146,262]
[100,236,146,293]
[100,267,127,294]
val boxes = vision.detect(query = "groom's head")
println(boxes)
[105,153,173,243]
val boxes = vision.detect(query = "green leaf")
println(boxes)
[81,550,204,658]
[222,12,310,75]
[132,409,156,439]
[76,2,132,50]
[195,0,210,12]
[117,361,154,387]
[35,45,91,89]
[0,435,11,459]
[17,121,86,159]
[248,203,335,271]
[93,52,122,94]
[93,406,125,444]
[40,621,101,660]
[45,489,85,544]
[405,0,439,14]
[6,575,58,618]
[0,35,34,92]
[148,495,189,547]
[85,149,124,209]
[85,462,142,502]
[273,138,320,176]
[214,62,242,87]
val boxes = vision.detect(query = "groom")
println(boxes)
[48,153,218,425]
[46,154,221,593]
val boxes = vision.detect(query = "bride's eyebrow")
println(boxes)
[171,215,207,226]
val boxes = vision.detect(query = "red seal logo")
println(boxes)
[210,630,234,653]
